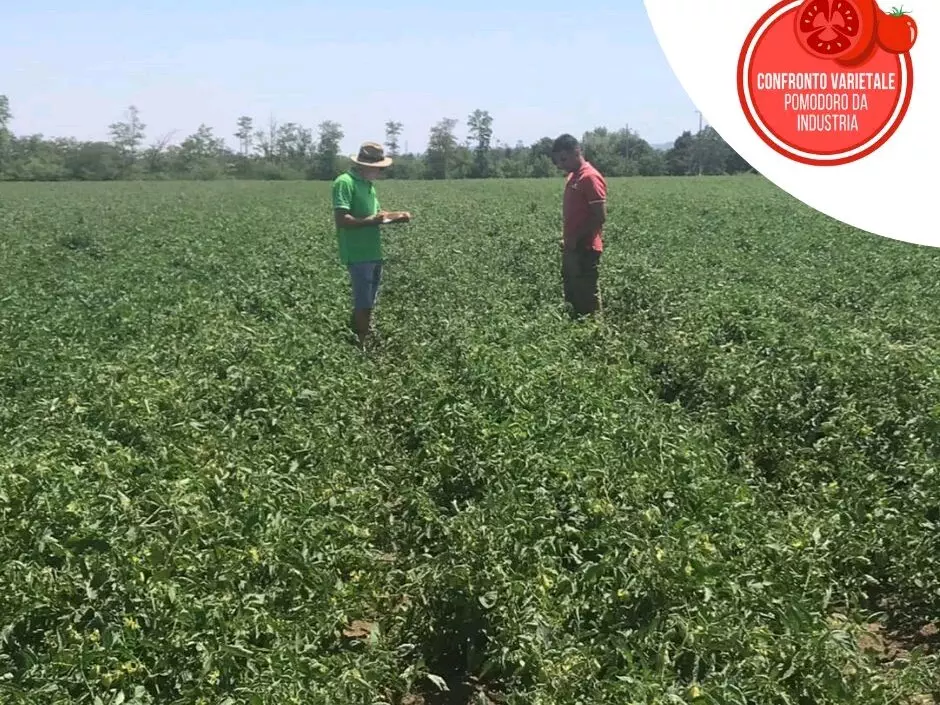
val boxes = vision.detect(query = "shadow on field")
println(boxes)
[399,589,513,705]
[401,677,508,705]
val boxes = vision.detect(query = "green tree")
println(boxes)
[467,109,494,178]
[235,116,254,156]
[385,121,403,157]
[142,131,177,177]
[578,126,663,177]
[275,122,313,176]
[176,124,226,178]
[665,131,695,176]
[314,120,344,180]
[65,141,123,180]
[426,118,458,180]
[108,105,146,175]
[693,126,729,175]
[7,133,68,180]
[0,94,12,178]
[0,95,10,132]
[254,117,278,161]
[0,100,757,182]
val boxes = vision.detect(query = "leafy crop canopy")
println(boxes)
[0,177,938,704]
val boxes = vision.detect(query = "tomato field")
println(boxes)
[1,177,938,704]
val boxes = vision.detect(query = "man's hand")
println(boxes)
[385,211,412,223]
[335,208,391,229]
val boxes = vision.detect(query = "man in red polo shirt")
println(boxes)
[552,133,607,318]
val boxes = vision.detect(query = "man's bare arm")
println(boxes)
[334,208,386,229]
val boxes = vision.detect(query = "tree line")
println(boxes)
[0,97,754,182]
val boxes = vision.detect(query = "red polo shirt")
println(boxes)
[563,161,606,252]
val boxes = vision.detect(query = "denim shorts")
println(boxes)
[347,260,383,309]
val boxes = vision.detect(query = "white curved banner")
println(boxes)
[644,0,939,248]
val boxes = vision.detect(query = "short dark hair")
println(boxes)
[552,133,580,153]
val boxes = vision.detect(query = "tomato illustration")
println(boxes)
[876,6,917,53]
[795,0,878,62]
[836,37,877,65]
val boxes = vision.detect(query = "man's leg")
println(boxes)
[367,262,383,340]
[348,262,377,347]
[586,250,601,315]
[561,249,577,317]
[370,262,383,314]
[571,250,601,318]
[353,308,372,346]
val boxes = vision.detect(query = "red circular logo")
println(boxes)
[737,0,916,166]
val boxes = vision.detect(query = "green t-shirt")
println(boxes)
[332,170,382,264]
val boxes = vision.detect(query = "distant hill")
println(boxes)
[652,141,674,151]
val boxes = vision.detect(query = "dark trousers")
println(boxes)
[561,248,601,317]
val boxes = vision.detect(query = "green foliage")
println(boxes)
[0,95,752,182]
[0,177,937,704]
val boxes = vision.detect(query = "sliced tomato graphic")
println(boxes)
[795,0,878,61]
[836,36,877,65]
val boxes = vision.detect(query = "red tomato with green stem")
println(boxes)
[877,6,917,53]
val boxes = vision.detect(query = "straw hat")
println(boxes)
[350,141,393,168]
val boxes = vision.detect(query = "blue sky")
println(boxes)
[1,0,698,153]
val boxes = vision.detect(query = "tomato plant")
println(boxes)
[795,0,878,62]
[877,6,918,53]
[1,178,938,704]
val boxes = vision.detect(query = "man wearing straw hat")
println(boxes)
[332,141,411,348]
